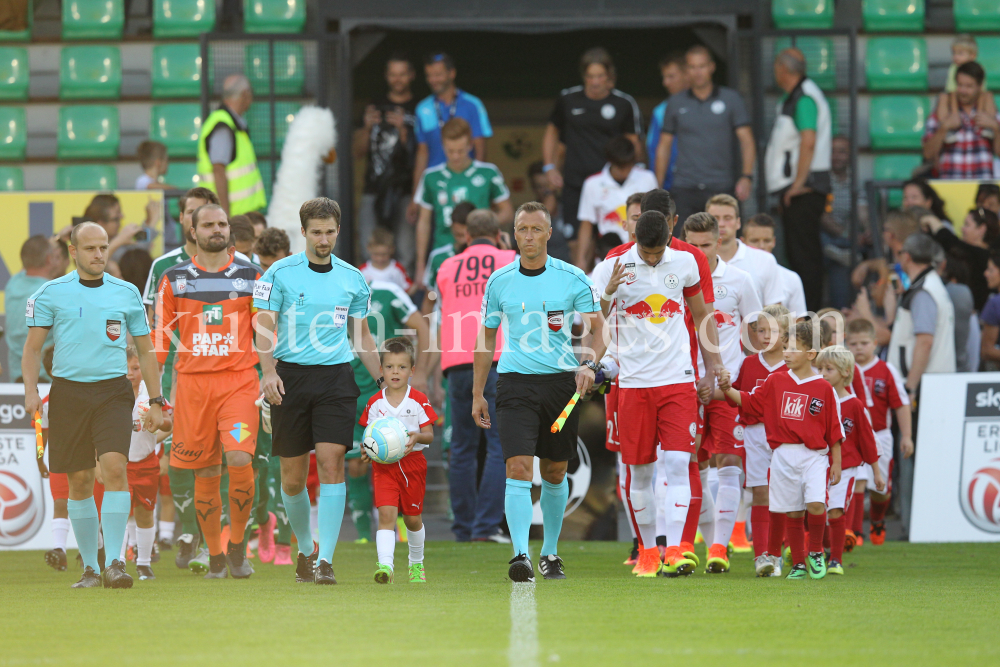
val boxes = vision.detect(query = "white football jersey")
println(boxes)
[726,240,783,308]
[697,258,762,378]
[129,381,158,462]
[577,164,658,243]
[778,265,807,317]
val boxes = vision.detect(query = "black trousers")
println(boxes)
[671,184,735,228]
[780,189,827,312]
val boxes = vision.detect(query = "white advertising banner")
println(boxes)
[0,383,75,551]
[911,373,1000,543]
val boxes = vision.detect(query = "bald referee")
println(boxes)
[23,222,164,589]
[473,201,608,582]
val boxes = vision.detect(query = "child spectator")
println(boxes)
[135,141,177,190]
[360,227,414,292]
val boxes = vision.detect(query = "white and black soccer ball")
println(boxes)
[361,417,409,464]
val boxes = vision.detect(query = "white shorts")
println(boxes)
[768,444,829,513]
[827,466,859,511]
[861,429,893,491]
[743,423,772,488]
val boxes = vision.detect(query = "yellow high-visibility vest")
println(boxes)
[197,107,267,215]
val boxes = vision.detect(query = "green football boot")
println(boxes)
[373,562,394,584]
[786,563,808,580]
[807,551,827,579]
[408,562,426,583]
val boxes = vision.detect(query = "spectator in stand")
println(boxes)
[543,47,642,251]
[354,53,418,273]
[360,227,414,294]
[647,53,689,190]
[938,248,975,372]
[976,183,1000,215]
[409,52,492,222]
[743,213,808,317]
[920,207,998,310]
[822,135,869,309]
[765,48,833,313]
[117,248,154,296]
[5,236,64,382]
[574,136,657,270]
[246,210,267,237]
[903,178,953,231]
[527,161,571,263]
[656,45,755,222]
[980,251,1000,370]
[923,61,1000,180]
[135,141,178,191]
[83,193,160,261]
[254,227,291,273]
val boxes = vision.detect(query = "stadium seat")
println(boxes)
[976,37,1000,88]
[150,104,202,158]
[151,44,203,99]
[246,102,300,157]
[153,0,217,38]
[874,153,923,207]
[60,46,122,100]
[245,42,305,96]
[62,0,125,40]
[56,164,118,190]
[0,107,27,161]
[865,37,927,92]
[774,37,836,91]
[243,0,305,33]
[862,0,924,32]
[57,105,121,159]
[164,161,199,217]
[869,96,930,150]
[954,0,1000,32]
[0,48,29,101]
[772,0,834,28]
[0,166,24,191]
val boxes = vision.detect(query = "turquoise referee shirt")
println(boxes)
[26,272,150,382]
[481,256,600,374]
[253,252,371,366]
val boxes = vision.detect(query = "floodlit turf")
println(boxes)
[2,541,998,666]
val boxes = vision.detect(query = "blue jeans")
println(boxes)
[447,366,506,541]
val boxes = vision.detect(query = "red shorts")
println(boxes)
[373,452,427,516]
[617,384,697,465]
[127,453,160,512]
[159,472,171,496]
[49,474,105,510]
[605,381,620,453]
[702,401,746,462]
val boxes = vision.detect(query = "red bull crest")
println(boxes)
[714,310,736,327]
[621,294,682,324]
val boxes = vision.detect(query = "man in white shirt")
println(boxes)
[575,136,658,271]
[742,213,808,318]
[705,193,783,308]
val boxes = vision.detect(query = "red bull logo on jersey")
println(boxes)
[601,204,627,230]
[621,294,682,324]
[714,310,736,327]
[781,392,807,421]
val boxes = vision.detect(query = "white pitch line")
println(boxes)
[509,581,539,667]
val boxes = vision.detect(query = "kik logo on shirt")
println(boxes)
[782,392,807,420]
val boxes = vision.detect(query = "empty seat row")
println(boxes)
[0,164,204,192]
[773,0,1000,31]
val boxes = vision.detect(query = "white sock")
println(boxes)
[708,466,719,501]
[408,526,425,565]
[618,454,635,538]
[376,529,395,569]
[713,466,742,547]
[699,468,716,546]
[654,452,667,541]
[736,488,751,522]
[51,518,70,551]
[662,451,691,547]
[626,463,656,549]
[121,516,137,561]
[136,526,155,567]
[159,520,174,543]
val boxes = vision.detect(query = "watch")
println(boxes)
[376,377,385,389]
[582,360,602,373]
[149,396,166,407]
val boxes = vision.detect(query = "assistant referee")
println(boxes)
[23,222,164,589]
[253,197,382,585]
[473,201,608,582]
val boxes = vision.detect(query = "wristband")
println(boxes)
[542,163,556,173]
[601,290,614,303]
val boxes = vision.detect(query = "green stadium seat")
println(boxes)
[56,164,118,190]
[954,0,1000,32]
[0,48,29,101]
[243,0,305,33]
[976,37,1000,89]
[0,107,27,160]
[246,102,300,157]
[862,0,925,32]
[60,46,122,100]
[774,37,836,91]
[151,44,203,99]
[874,153,923,207]
[869,96,930,150]
[772,0,834,28]
[866,38,927,92]
[245,42,305,96]
[164,161,199,217]
[154,0,216,38]
[0,166,23,191]
[62,0,124,40]
[57,105,121,159]
[150,104,202,158]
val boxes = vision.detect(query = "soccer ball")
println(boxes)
[0,470,44,546]
[362,417,409,464]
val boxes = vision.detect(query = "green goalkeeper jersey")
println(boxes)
[416,160,510,250]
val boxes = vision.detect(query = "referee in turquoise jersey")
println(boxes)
[472,201,609,582]
[23,222,164,589]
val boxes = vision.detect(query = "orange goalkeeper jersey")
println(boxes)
[154,252,260,374]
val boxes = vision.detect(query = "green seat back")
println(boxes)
[862,0,925,32]
[976,37,1000,89]
[245,42,305,96]
[0,166,24,191]
[56,164,118,190]
[151,43,203,99]
[772,0,834,28]
[0,107,27,160]
[153,0,216,38]
[954,0,1000,32]
[874,153,923,207]
[866,37,928,92]
[57,105,121,159]
[774,37,836,91]
[150,103,202,158]
[60,46,122,100]
[62,0,124,40]
[243,0,305,33]
[246,102,300,157]
[0,48,30,101]
[869,96,930,150]
[164,161,200,218]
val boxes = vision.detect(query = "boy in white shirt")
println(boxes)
[134,141,178,191]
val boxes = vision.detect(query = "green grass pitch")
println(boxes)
[2,541,998,667]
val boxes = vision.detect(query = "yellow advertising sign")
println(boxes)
[928,180,999,229]
[0,191,164,315]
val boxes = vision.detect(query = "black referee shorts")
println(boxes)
[496,372,579,462]
[48,375,134,474]
[270,361,360,459]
